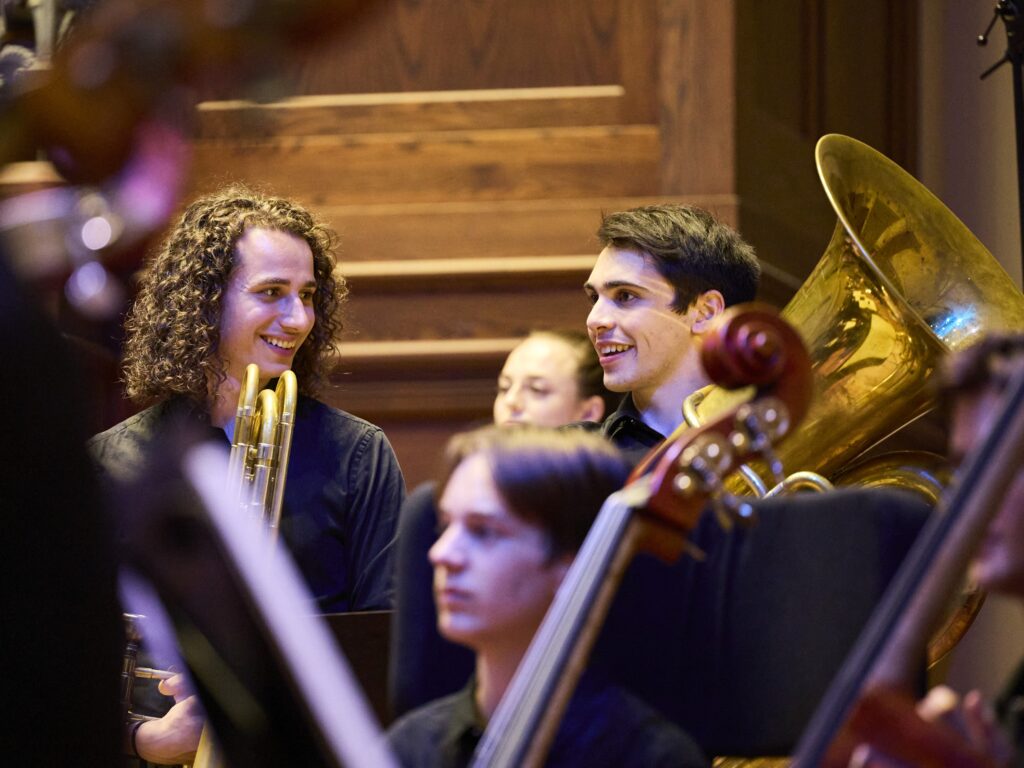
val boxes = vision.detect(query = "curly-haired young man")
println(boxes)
[584,204,760,459]
[91,185,405,764]
[92,184,404,612]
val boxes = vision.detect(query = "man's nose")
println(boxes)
[429,525,465,569]
[280,295,312,331]
[587,299,612,334]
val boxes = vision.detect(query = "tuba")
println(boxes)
[684,134,1024,666]
[685,133,1024,494]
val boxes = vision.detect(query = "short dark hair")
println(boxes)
[528,329,619,419]
[122,184,345,406]
[939,333,1024,400]
[438,425,629,557]
[597,204,760,311]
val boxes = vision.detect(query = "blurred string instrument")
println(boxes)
[0,0,383,315]
[0,1,385,764]
[120,436,398,768]
[193,362,299,767]
[470,304,812,768]
[790,345,1024,767]
[682,133,1024,665]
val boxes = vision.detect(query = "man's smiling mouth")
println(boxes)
[263,336,297,350]
[596,343,632,358]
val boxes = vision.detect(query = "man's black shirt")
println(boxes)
[386,673,707,768]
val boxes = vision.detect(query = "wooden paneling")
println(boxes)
[188,125,660,206]
[197,87,630,139]
[320,195,739,262]
[344,284,593,342]
[286,0,656,121]
[659,0,737,195]
[735,0,919,291]
[170,0,920,487]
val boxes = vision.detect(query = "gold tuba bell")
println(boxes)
[683,134,1024,667]
[685,133,1024,496]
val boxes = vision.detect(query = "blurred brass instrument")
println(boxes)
[226,363,298,541]
[684,134,1024,665]
[685,133,1024,495]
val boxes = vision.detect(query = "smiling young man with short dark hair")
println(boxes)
[583,204,760,459]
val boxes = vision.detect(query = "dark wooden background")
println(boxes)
[78,0,923,487]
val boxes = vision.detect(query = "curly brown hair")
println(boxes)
[122,185,346,406]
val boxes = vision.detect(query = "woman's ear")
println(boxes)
[689,289,726,334]
[577,395,606,423]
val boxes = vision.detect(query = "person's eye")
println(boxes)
[585,290,598,305]
[496,379,510,394]
[468,521,500,542]
[529,384,550,396]
[300,290,316,304]
[614,289,638,304]
[258,287,280,298]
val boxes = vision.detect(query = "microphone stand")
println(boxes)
[979,0,1024,282]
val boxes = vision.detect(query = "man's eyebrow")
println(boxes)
[251,275,318,289]
[584,279,647,292]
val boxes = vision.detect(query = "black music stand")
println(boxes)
[322,610,392,725]
[979,0,1024,278]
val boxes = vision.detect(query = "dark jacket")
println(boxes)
[90,395,405,612]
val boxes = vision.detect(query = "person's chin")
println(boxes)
[602,371,634,393]
[438,618,478,646]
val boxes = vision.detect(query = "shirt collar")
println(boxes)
[601,394,665,443]
[441,676,486,756]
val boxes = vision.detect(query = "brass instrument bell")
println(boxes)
[685,133,1024,495]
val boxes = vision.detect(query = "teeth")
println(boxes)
[598,343,631,355]
[264,337,296,350]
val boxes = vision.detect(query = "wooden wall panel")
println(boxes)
[659,0,737,195]
[344,285,592,343]
[188,125,660,206]
[285,0,656,120]
[321,195,738,262]
[171,0,919,486]
[735,0,919,295]
[196,87,631,139]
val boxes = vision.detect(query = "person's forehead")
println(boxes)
[502,337,579,377]
[233,227,313,272]
[586,246,671,291]
[438,454,506,514]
